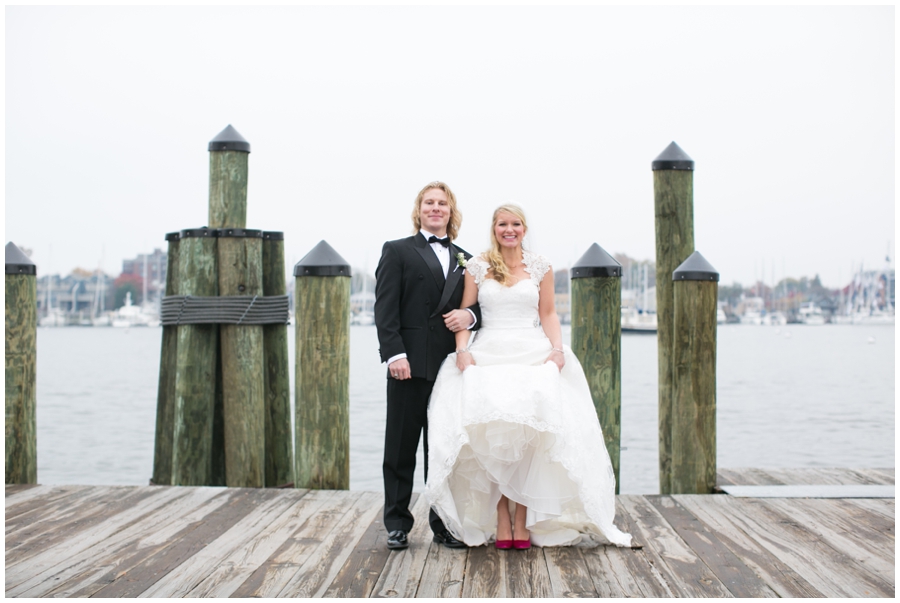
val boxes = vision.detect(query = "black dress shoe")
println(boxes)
[432,529,467,548]
[387,530,409,550]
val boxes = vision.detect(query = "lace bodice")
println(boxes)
[467,252,551,329]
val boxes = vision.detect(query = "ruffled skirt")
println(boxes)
[425,326,632,548]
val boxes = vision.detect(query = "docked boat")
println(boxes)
[111,292,159,328]
[798,302,826,325]
[352,310,375,326]
[621,308,657,334]
[740,310,763,326]
[763,311,787,326]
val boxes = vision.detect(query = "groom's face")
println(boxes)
[419,188,451,237]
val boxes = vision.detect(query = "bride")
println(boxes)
[425,204,632,549]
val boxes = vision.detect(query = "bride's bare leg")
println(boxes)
[496,495,512,541]
[513,503,530,541]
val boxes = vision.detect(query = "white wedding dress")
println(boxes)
[425,252,632,548]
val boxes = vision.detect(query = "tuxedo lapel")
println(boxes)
[432,244,463,317]
[414,233,446,291]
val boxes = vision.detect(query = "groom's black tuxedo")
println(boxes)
[375,232,481,534]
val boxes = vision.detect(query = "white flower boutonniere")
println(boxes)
[455,253,467,270]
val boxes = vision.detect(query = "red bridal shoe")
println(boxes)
[495,539,513,549]
[513,539,531,549]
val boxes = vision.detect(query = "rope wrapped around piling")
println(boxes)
[160,294,290,326]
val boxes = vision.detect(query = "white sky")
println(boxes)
[5,4,895,288]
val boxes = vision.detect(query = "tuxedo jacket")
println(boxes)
[374,233,481,382]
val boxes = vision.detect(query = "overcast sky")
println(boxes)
[6,4,895,289]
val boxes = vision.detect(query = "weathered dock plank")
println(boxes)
[230,489,355,597]
[674,494,824,597]
[139,488,300,597]
[544,546,599,597]
[371,492,431,598]
[6,486,187,593]
[322,501,391,598]
[181,489,315,597]
[90,488,274,597]
[762,498,894,582]
[5,484,86,515]
[846,497,895,522]
[6,485,116,537]
[717,496,894,597]
[716,468,787,486]
[276,491,383,597]
[462,542,506,597]
[21,486,228,598]
[648,495,778,597]
[763,467,886,486]
[415,537,467,598]
[4,471,894,598]
[581,542,651,597]
[618,494,733,597]
[3,484,38,497]
[505,543,553,597]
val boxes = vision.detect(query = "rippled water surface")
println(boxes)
[35,324,894,494]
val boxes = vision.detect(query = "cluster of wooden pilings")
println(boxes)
[569,142,718,495]
[152,126,352,492]
[5,136,718,496]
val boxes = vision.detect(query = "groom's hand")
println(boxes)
[443,309,474,332]
[388,358,411,380]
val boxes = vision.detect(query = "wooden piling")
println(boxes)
[208,125,250,229]
[671,251,719,494]
[262,231,293,487]
[5,242,37,485]
[294,240,351,490]
[652,141,695,495]
[570,243,623,492]
[151,232,180,485]
[217,229,266,488]
[207,126,267,488]
[172,228,218,486]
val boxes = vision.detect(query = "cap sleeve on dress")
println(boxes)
[522,251,551,286]
[468,256,490,286]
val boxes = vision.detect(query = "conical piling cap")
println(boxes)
[673,250,719,282]
[652,141,694,171]
[208,124,251,153]
[571,243,621,278]
[6,242,36,275]
[294,240,351,277]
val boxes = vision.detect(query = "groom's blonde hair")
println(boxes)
[486,204,528,286]
[411,181,462,241]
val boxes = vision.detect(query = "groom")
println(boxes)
[374,181,480,550]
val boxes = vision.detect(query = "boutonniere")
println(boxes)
[455,253,467,271]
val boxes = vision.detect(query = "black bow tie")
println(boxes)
[427,235,450,248]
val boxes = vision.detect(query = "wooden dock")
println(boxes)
[5,468,894,597]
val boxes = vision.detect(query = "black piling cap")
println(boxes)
[5,242,36,275]
[263,231,284,240]
[208,125,250,153]
[294,240,351,277]
[165,231,181,242]
[180,227,218,239]
[673,250,719,282]
[571,243,622,278]
[217,228,263,239]
[652,142,694,171]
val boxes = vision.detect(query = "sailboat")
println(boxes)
[353,270,375,326]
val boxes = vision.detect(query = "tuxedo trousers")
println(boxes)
[383,376,446,534]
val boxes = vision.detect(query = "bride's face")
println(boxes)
[493,212,526,249]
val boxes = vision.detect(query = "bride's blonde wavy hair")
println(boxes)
[484,204,528,286]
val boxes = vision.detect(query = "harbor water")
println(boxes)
[34,324,894,494]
